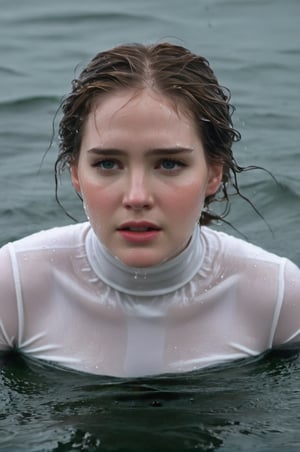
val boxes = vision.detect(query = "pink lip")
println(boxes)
[118,221,160,230]
[117,221,161,244]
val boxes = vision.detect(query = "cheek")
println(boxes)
[81,183,118,213]
[164,181,205,216]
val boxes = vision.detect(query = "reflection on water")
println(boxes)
[1,348,300,451]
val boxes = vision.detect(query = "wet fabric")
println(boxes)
[0,222,299,377]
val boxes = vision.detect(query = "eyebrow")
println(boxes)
[87,147,194,156]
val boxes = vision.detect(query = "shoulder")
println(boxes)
[0,222,92,283]
[201,226,288,266]
[199,228,300,339]
[0,222,92,307]
[5,222,91,254]
[199,226,295,301]
[200,225,300,300]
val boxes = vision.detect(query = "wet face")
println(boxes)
[70,88,222,267]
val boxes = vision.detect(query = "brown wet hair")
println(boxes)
[56,42,260,226]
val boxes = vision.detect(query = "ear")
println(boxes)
[70,163,81,194]
[205,163,223,197]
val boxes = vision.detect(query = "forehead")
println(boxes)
[77,88,208,157]
[92,87,192,116]
[79,87,207,159]
[85,88,197,134]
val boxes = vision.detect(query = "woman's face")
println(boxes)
[71,88,222,267]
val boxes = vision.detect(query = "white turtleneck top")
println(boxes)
[0,222,299,377]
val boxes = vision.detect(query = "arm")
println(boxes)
[0,244,19,350]
[273,258,300,346]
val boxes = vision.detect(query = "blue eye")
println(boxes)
[99,160,117,170]
[160,159,182,170]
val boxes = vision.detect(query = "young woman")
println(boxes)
[0,43,299,377]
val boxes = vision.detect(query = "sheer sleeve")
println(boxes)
[0,244,19,350]
[272,258,300,346]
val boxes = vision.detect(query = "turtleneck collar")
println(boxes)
[85,225,204,296]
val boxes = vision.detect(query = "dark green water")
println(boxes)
[0,0,300,450]
[1,348,300,452]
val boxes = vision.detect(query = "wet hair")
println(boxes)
[56,42,259,226]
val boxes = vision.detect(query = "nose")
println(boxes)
[122,169,153,210]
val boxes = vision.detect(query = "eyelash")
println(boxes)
[92,158,187,173]
[93,159,120,170]
[156,158,186,171]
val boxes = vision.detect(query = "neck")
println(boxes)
[85,225,204,296]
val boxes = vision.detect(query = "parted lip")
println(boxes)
[117,221,161,230]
